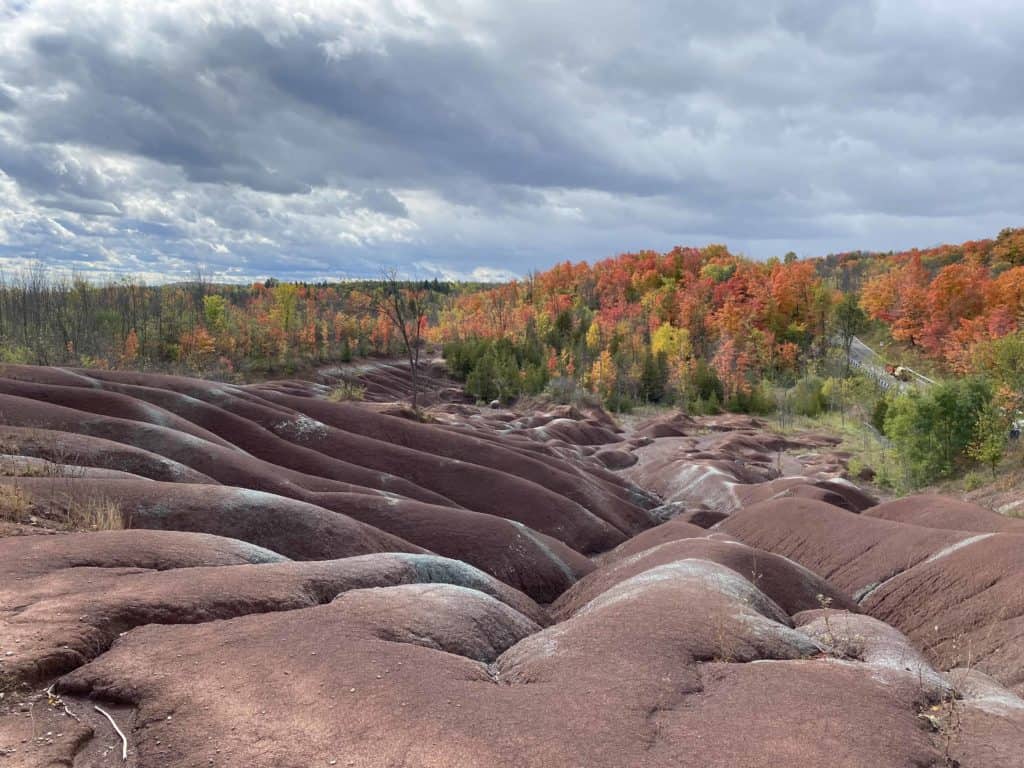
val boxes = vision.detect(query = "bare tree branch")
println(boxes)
[372,270,428,411]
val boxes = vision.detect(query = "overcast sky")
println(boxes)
[0,0,1021,282]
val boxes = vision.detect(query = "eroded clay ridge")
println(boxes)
[0,364,1022,767]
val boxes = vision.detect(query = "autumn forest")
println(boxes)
[1,226,1022,489]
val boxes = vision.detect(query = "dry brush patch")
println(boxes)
[62,494,124,532]
[326,381,366,402]
[0,483,31,525]
[0,482,124,533]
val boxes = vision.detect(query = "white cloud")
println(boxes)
[411,261,520,282]
[0,0,1020,280]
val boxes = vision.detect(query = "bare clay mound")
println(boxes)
[720,497,1024,696]
[863,493,1024,532]
[1,365,1022,766]
[0,366,628,556]
[625,422,877,516]
[24,538,1015,768]
[0,366,615,601]
[0,530,544,689]
[1,477,423,561]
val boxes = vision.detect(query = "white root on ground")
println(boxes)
[94,705,128,761]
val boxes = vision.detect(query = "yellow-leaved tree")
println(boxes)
[651,322,691,396]
[588,349,616,400]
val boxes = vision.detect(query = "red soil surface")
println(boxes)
[1,363,1020,767]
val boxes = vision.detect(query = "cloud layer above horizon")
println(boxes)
[0,0,1021,282]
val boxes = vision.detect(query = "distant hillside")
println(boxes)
[432,228,1023,412]
[814,227,1024,292]
[816,228,1024,374]
[435,245,835,411]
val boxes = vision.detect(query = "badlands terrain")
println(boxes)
[0,360,1022,767]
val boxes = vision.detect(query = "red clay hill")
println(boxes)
[0,361,1021,767]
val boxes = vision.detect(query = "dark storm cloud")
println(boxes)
[356,189,408,218]
[8,18,660,199]
[0,0,1021,280]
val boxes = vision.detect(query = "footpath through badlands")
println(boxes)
[0,360,1022,767]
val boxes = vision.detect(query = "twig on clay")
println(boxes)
[45,684,82,723]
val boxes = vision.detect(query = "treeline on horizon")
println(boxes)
[0,270,474,377]
[438,227,1023,399]
[0,227,1021,488]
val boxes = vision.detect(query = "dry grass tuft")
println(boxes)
[327,381,366,402]
[0,483,32,523]
[64,495,124,531]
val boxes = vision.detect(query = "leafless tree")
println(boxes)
[373,269,428,411]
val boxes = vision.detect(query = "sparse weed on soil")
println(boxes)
[327,382,366,402]
[0,484,32,524]
[64,495,124,531]
[0,483,124,532]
